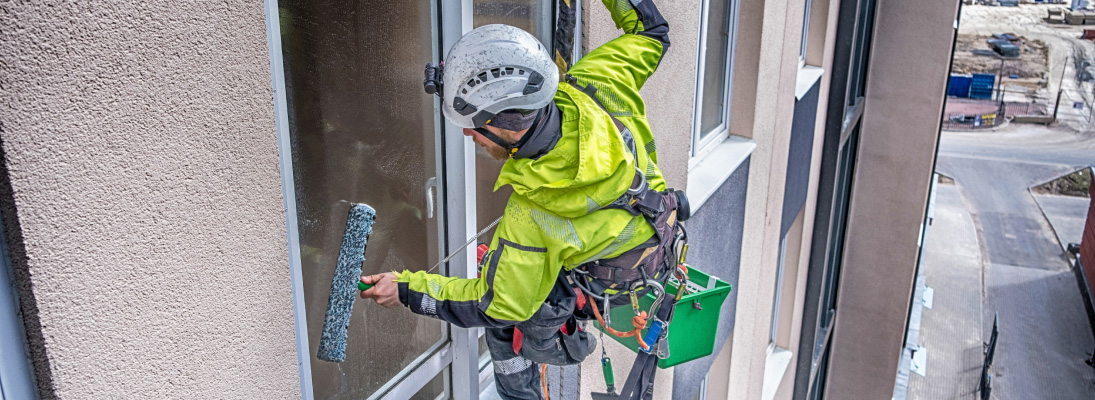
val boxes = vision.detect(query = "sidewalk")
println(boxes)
[907,182,984,399]
[1033,193,1090,253]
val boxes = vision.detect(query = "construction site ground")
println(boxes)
[957,4,1095,131]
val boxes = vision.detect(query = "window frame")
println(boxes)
[799,0,813,65]
[690,0,741,162]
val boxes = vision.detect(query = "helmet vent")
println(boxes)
[477,72,488,82]
[491,68,501,78]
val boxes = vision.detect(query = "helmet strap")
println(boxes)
[473,127,516,154]
[474,107,545,159]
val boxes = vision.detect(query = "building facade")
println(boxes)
[0,0,957,399]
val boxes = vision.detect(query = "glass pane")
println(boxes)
[800,0,812,57]
[279,1,447,398]
[473,0,553,43]
[699,0,733,140]
[847,0,876,105]
[410,372,447,400]
[770,237,788,343]
[809,343,831,400]
[480,334,489,360]
[820,128,859,328]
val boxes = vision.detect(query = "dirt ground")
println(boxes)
[1032,168,1091,197]
[952,34,1049,89]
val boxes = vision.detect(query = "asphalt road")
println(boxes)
[935,125,1095,399]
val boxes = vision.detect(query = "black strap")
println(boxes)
[617,293,678,400]
[474,107,545,158]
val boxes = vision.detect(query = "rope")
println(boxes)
[589,295,651,350]
[541,363,549,399]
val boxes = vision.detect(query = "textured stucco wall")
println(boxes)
[585,0,700,190]
[0,1,299,398]
[824,0,956,398]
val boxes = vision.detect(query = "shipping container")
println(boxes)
[948,74,972,98]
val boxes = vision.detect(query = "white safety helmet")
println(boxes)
[424,24,560,129]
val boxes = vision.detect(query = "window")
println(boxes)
[847,0,876,104]
[770,237,789,346]
[693,0,740,158]
[800,0,813,62]
[794,0,874,396]
[274,1,449,398]
[805,124,859,398]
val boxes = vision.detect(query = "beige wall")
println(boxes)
[824,0,956,397]
[725,0,810,397]
[0,1,300,398]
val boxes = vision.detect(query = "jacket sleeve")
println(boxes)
[568,0,670,92]
[395,210,562,328]
[603,0,669,52]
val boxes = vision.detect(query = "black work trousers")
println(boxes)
[486,275,597,400]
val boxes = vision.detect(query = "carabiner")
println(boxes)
[629,279,666,322]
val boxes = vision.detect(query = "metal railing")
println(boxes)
[979,313,999,400]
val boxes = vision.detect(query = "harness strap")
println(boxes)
[617,288,678,400]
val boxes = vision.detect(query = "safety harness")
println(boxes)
[562,75,691,400]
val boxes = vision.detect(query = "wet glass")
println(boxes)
[410,373,446,400]
[474,0,553,41]
[278,1,446,398]
[700,0,733,140]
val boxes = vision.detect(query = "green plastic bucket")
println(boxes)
[598,266,732,368]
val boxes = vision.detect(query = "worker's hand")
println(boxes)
[360,273,400,308]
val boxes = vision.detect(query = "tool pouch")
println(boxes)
[515,275,596,365]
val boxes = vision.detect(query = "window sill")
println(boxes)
[761,347,794,400]
[795,65,824,100]
[687,135,756,213]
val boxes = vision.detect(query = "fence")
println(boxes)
[978,313,999,400]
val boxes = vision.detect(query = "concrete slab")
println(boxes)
[1033,193,1091,252]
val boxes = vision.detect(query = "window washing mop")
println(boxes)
[316,201,503,363]
[316,203,376,363]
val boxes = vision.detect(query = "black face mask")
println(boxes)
[474,105,562,160]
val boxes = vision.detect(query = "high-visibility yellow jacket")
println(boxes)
[397,0,670,327]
